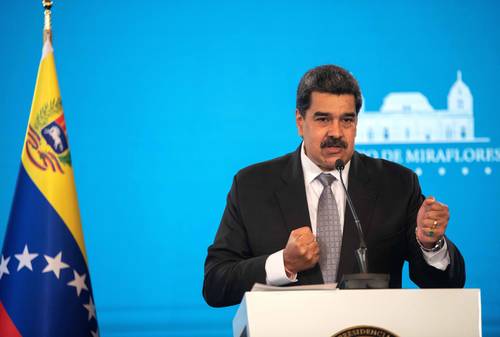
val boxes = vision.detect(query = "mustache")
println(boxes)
[320,137,347,149]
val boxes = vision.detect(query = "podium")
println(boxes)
[233,289,481,337]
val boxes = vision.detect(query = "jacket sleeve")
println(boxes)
[405,172,466,288]
[203,175,269,307]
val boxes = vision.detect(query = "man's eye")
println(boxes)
[341,117,355,125]
[315,117,329,122]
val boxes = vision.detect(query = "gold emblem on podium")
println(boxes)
[332,325,399,337]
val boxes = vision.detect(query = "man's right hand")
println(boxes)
[283,226,319,276]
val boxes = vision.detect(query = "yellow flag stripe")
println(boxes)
[21,42,87,262]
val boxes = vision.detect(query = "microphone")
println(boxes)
[335,159,368,273]
[335,159,389,289]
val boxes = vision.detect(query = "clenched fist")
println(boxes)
[283,226,320,276]
[416,196,450,248]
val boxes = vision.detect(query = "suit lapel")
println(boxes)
[337,152,379,279]
[275,145,323,284]
[275,146,312,232]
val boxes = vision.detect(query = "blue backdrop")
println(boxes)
[1,1,498,336]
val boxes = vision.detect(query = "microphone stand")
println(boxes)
[336,159,390,289]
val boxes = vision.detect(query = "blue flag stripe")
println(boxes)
[0,165,97,337]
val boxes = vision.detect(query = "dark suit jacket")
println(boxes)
[203,146,465,307]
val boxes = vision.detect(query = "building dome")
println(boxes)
[380,92,434,113]
[447,70,473,114]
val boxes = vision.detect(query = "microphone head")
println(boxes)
[335,159,345,171]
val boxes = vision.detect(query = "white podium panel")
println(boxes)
[233,289,481,337]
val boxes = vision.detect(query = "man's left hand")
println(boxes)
[416,196,450,249]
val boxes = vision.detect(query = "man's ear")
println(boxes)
[296,109,304,137]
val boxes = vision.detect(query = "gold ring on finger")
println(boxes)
[432,220,438,230]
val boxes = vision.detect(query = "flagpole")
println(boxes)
[42,0,53,43]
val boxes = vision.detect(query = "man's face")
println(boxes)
[296,92,357,170]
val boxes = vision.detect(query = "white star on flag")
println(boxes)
[42,252,70,279]
[15,244,39,271]
[0,255,10,280]
[84,296,96,321]
[67,270,88,296]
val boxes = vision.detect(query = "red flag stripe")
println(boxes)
[0,302,22,337]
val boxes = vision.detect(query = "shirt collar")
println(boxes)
[300,142,351,186]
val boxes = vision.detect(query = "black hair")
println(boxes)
[296,65,362,116]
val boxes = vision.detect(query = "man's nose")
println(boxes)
[327,119,342,138]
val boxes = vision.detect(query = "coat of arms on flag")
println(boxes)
[0,2,99,336]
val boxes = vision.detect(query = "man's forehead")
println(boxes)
[309,92,355,106]
[302,92,357,117]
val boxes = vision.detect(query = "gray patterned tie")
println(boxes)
[316,173,342,283]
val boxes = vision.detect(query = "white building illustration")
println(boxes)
[356,71,487,144]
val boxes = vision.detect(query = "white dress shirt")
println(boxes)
[265,144,450,285]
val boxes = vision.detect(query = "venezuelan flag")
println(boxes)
[0,36,99,336]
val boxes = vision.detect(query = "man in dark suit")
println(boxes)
[203,65,465,308]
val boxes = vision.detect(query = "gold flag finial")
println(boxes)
[42,1,53,44]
